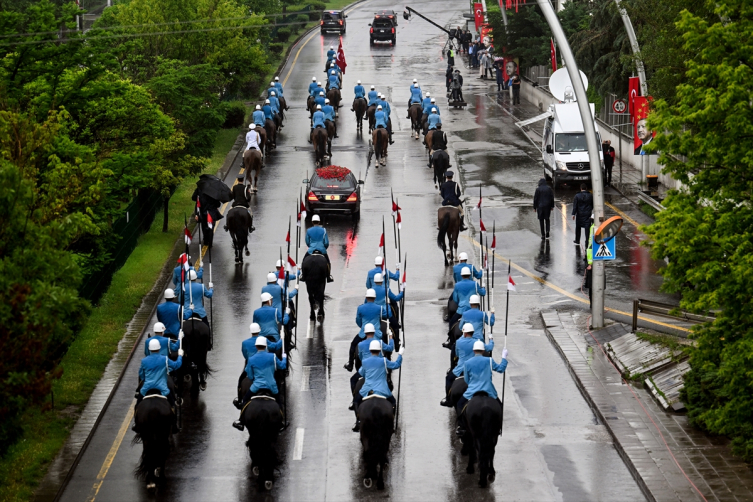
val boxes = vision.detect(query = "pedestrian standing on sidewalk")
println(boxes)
[511,72,521,104]
[533,178,555,240]
[494,59,504,92]
[468,42,475,68]
[603,140,615,187]
[462,30,470,53]
[483,50,493,79]
[478,50,488,78]
[571,184,593,245]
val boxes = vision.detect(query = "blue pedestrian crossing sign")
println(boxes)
[593,236,616,261]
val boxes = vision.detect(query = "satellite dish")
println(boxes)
[548,68,589,102]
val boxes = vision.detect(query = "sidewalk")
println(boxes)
[541,309,753,502]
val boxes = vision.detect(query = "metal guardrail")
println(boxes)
[637,191,664,212]
[632,299,715,332]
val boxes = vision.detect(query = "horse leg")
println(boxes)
[377,460,385,490]
[308,291,316,321]
[466,433,476,474]
[316,286,325,322]
[477,438,488,487]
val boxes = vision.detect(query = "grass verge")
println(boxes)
[639,201,659,219]
[0,128,241,502]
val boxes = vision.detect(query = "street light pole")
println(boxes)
[535,0,605,327]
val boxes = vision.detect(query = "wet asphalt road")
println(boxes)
[56,1,675,500]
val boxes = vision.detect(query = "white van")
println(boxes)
[542,102,603,187]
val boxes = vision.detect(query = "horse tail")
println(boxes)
[317,129,326,161]
[437,212,450,250]
[375,128,382,157]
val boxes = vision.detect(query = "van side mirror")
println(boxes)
[358,180,364,184]
[368,23,372,26]
[302,178,309,184]
[546,145,553,154]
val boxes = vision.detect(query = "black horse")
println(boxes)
[301,253,328,322]
[358,397,394,490]
[226,206,253,264]
[174,316,212,393]
[432,149,450,190]
[241,395,283,491]
[132,393,173,492]
[462,395,502,487]
[353,97,367,131]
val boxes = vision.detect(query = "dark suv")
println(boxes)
[369,15,396,45]
[321,10,346,34]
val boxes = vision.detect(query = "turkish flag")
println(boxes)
[550,38,557,72]
[628,77,640,116]
[336,38,347,74]
[473,3,484,31]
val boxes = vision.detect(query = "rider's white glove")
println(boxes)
[395,263,400,270]
[491,307,495,313]
[398,346,405,355]
[501,349,508,359]
[179,330,184,340]
[283,353,288,359]
[294,283,299,290]
[208,282,214,289]
[285,307,291,314]
[178,349,185,357]
[488,335,493,341]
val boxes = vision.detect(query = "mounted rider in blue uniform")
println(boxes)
[352,79,366,112]
[352,342,404,432]
[144,322,180,357]
[262,99,274,121]
[428,107,442,130]
[367,85,379,107]
[181,269,213,325]
[252,104,265,127]
[252,292,290,342]
[366,256,399,290]
[455,342,508,435]
[461,295,495,340]
[449,266,485,328]
[346,322,394,396]
[439,170,467,231]
[323,98,338,138]
[407,79,423,116]
[441,323,495,406]
[377,93,395,144]
[172,253,201,293]
[234,322,283,409]
[304,214,334,282]
[308,77,319,97]
[421,92,433,124]
[136,337,182,426]
[374,105,387,130]
[344,288,387,372]
[453,252,482,282]
[309,104,326,144]
[157,289,182,337]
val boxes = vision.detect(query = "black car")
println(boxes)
[369,15,396,45]
[304,167,363,220]
[321,10,346,34]
[374,10,398,25]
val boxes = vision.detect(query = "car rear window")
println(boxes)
[322,12,340,20]
[373,19,392,28]
[312,175,354,189]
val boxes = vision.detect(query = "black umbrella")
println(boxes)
[196,174,232,203]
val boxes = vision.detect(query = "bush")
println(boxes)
[276,28,291,42]
[308,10,319,21]
[295,14,309,27]
[222,101,247,128]
[309,1,326,11]
[269,42,284,55]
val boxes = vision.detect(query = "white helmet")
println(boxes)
[374,273,384,283]
[473,340,485,351]
[330,45,334,49]
[413,83,419,87]
[260,292,273,303]
[249,322,261,334]
[164,289,175,300]
[316,104,322,109]
[319,91,325,95]
[413,78,417,83]
[189,269,198,281]
[265,99,270,104]
[459,252,468,261]
[431,107,437,113]
[430,98,436,102]
[426,92,430,97]
[357,80,361,84]
[374,256,383,265]
[267,272,277,283]
[462,322,475,333]
[470,295,481,305]
[331,70,336,74]
[275,76,280,81]
[364,323,376,334]
[270,91,276,96]
[377,92,382,98]
[255,336,268,347]
[369,340,382,351]
[255,104,261,110]
[148,338,161,351]
[461,266,471,276]
[377,105,383,110]
[250,123,257,129]
[366,288,377,299]
[325,98,330,103]
[153,322,166,333]
[312,214,321,222]
[270,81,275,86]
[313,77,317,81]
[370,85,375,89]
[317,82,323,86]
[276,259,283,268]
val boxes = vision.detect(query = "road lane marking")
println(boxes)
[87,399,136,501]
[301,366,311,391]
[307,320,313,339]
[283,30,319,87]
[293,428,305,460]
[605,201,642,230]
[462,235,689,332]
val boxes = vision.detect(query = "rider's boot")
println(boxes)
[250,215,255,233]
[352,420,361,432]
[440,397,451,407]
[232,420,244,431]
[460,214,468,232]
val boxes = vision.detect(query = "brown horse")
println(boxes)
[326,88,341,117]
[264,118,277,150]
[372,128,389,167]
[408,103,423,140]
[243,148,263,192]
[353,97,367,131]
[366,104,377,133]
[325,120,335,157]
[311,127,329,167]
[424,129,434,156]
[257,127,267,158]
[437,206,461,266]
[307,95,316,119]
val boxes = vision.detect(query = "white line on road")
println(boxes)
[307,320,313,339]
[301,366,311,392]
[293,428,305,460]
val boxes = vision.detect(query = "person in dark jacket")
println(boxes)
[446,65,454,93]
[440,171,467,231]
[494,60,504,92]
[602,140,615,187]
[533,178,554,240]
[191,188,223,248]
[571,184,593,245]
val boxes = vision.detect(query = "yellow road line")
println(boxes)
[87,400,136,501]
[283,30,319,87]
[462,235,689,332]
[605,201,641,230]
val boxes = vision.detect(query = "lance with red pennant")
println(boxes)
[500,259,514,436]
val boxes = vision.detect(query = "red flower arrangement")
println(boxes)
[316,165,351,181]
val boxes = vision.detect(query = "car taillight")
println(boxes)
[339,20,343,25]
[320,20,324,25]
[308,191,318,201]
[370,27,373,34]
[391,27,395,34]
[346,192,358,202]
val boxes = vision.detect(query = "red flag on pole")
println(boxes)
[336,38,347,74]
[391,200,401,216]
[476,195,482,210]
[285,230,291,243]
[184,227,192,245]
[473,2,484,31]
[491,235,496,250]
[287,255,297,269]
[196,198,201,209]
[479,219,487,232]
[378,233,384,252]
[396,211,402,229]
[508,274,516,291]
[300,200,307,220]
[296,210,301,226]
[207,213,213,229]
[550,38,557,72]
[628,77,640,116]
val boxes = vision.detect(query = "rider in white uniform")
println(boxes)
[246,124,261,150]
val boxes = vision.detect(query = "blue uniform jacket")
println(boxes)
[253,110,265,126]
[368,90,379,106]
[355,302,386,339]
[312,110,326,128]
[172,265,202,289]
[409,86,423,103]
[252,306,289,341]
[461,309,495,340]
[308,82,319,96]
[421,96,432,113]
[453,263,483,282]
[267,87,278,99]
[453,337,494,377]
[327,49,336,60]
[322,104,335,121]
[305,226,329,254]
[354,85,365,98]
[262,283,296,314]
[263,104,273,120]
[246,351,287,395]
[366,266,399,289]
[357,337,394,363]
[241,335,283,363]
[451,279,486,315]
[428,114,442,130]
[359,354,402,398]
[269,96,280,114]
[182,282,213,318]
[315,95,326,107]
[143,335,180,357]
[139,354,182,396]
[157,301,181,336]
[462,354,507,400]
[328,74,340,89]
[374,286,403,317]
[377,99,391,120]
[374,110,388,129]
[274,82,284,96]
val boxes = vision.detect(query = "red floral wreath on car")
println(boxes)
[316,165,351,181]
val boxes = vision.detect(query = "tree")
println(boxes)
[643,0,753,460]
